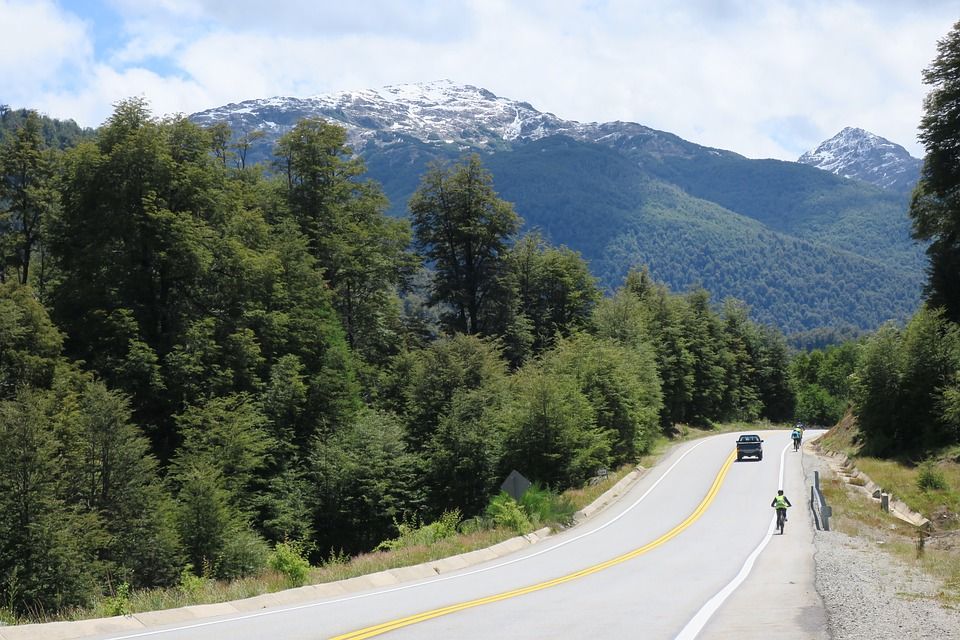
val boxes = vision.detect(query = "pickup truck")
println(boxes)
[736,434,763,461]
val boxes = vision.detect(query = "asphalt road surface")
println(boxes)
[92,430,826,640]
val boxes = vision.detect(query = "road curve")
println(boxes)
[88,430,826,640]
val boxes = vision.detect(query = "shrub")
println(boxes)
[215,529,270,580]
[918,463,949,491]
[519,484,576,528]
[104,582,130,617]
[375,510,463,551]
[321,548,349,568]
[178,565,207,597]
[484,493,531,533]
[269,541,311,587]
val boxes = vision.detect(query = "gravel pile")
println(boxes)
[803,453,960,639]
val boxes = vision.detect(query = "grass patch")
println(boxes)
[819,472,914,536]
[310,528,515,584]
[853,458,960,530]
[819,464,960,604]
[562,463,636,510]
[816,411,861,456]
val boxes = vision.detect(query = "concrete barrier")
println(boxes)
[5,470,642,640]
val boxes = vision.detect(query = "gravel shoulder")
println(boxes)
[803,450,960,639]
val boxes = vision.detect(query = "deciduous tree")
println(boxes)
[410,155,520,335]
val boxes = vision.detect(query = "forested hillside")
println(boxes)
[359,135,922,334]
[188,83,923,335]
[0,102,795,618]
[0,105,93,148]
[486,136,921,333]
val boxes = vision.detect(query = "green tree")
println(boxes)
[851,308,960,454]
[681,289,730,426]
[0,389,102,614]
[719,299,762,421]
[424,384,508,517]
[500,363,608,487]
[409,155,521,335]
[790,341,859,425]
[911,21,960,321]
[399,334,508,452]
[852,323,904,453]
[173,394,275,514]
[172,459,239,576]
[49,102,360,459]
[48,100,219,453]
[52,376,182,587]
[0,282,62,398]
[507,233,599,358]
[621,269,697,429]
[794,383,843,425]
[544,334,662,463]
[308,409,421,554]
[897,307,960,450]
[0,111,60,288]
[750,324,794,422]
[273,119,415,361]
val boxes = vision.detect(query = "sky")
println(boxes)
[1,0,956,160]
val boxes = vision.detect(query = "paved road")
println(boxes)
[89,430,826,640]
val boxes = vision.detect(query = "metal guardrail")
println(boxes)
[811,470,832,531]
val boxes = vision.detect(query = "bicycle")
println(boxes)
[792,437,801,452]
[772,490,792,534]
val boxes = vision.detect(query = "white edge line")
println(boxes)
[673,439,793,640]
[104,438,718,638]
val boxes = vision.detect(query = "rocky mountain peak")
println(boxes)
[798,127,921,193]
[190,80,594,151]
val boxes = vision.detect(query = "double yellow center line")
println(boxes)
[333,449,737,639]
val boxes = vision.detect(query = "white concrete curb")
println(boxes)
[1,467,648,640]
[815,449,930,528]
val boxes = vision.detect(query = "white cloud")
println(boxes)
[6,0,957,159]
[0,0,92,107]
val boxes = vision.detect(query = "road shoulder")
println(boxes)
[697,439,829,640]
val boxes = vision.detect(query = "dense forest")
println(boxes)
[216,93,924,335]
[0,99,797,616]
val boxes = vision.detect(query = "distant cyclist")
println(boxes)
[771,489,792,533]
[791,426,803,451]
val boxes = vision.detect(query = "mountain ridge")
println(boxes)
[188,81,924,334]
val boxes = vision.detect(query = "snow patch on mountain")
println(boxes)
[192,80,592,150]
[798,127,921,193]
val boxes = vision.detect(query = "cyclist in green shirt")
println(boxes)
[771,489,792,531]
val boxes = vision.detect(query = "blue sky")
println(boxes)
[1,0,956,159]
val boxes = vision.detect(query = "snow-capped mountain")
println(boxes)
[798,127,922,193]
[188,82,924,334]
[189,80,719,161]
[192,80,580,148]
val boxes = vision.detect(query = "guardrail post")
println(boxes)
[811,474,831,531]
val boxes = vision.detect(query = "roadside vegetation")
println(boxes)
[18,425,778,625]
[2,17,960,628]
[6,462,635,623]
[817,413,960,605]
[0,95,795,624]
